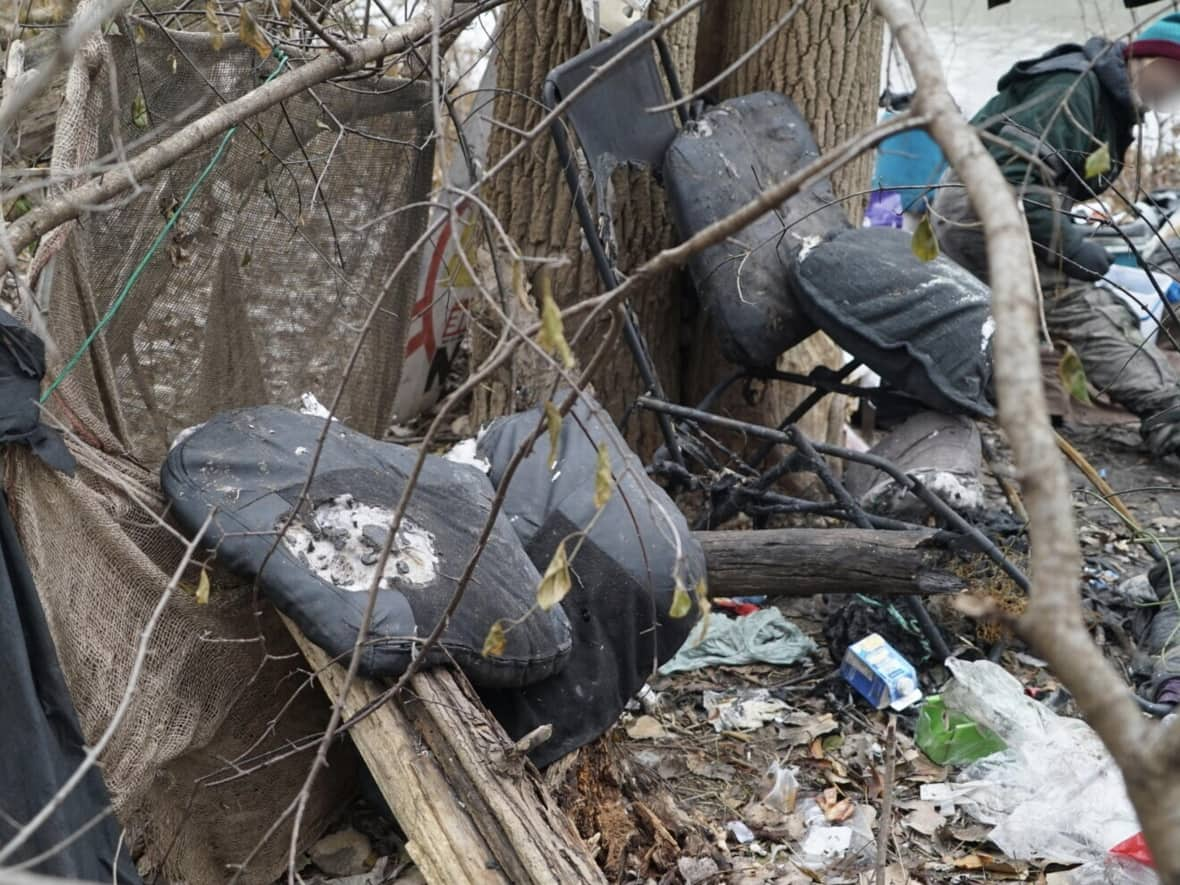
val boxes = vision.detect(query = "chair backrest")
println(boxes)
[542,20,684,186]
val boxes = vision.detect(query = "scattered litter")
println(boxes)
[624,715,668,740]
[901,801,946,837]
[1058,856,1159,885]
[951,852,1027,876]
[659,608,816,674]
[919,782,956,817]
[727,820,756,844]
[704,688,790,732]
[914,694,1005,766]
[444,437,490,473]
[840,633,923,711]
[299,391,337,420]
[760,761,798,813]
[280,494,438,592]
[941,658,1139,863]
[1110,833,1154,867]
[796,797,875,873]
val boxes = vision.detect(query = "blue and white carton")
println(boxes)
[840,633,923,711]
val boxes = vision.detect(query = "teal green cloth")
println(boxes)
[659,608,816,674]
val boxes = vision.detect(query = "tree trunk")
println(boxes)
[479,1,700,456]
[686,0,883,475]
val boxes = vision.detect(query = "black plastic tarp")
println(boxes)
[162,406,571,685]
[475,395,704,766]
[0,487,140,882]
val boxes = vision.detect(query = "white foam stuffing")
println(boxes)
[170,422,204,450]
[981,316,996,352]
[796,234,823,262]
[299,392,337,421]
[444,437,490,473]
[282,494,438,592]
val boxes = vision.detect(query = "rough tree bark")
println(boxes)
[686,0,883,461]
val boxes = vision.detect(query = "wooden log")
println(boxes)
[283,617,606,885]
[696,528,966,598]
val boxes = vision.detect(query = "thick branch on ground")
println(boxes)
[0,1,452,274]
[284,618,606,885]
[873,0,1180,877]
[697,528,965,598]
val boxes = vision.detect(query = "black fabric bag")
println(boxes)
[663,92,850,368]
[789,227,995,418]
[475,394,704,766]
[0,489,140,882]
[162,406,571,685]
[0,310,74,474]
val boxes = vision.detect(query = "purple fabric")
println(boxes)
[864,190,905,229]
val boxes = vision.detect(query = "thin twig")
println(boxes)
[875,713,896,885]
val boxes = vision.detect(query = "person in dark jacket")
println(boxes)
[932,16,1180,456]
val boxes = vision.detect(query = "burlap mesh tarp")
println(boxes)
[6,19,435,883]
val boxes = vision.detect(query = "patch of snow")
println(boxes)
[981,316,996,353]
[444,437,490,473]
[299,392,337,421]
[281,494,438,592]
[170,423,205,451]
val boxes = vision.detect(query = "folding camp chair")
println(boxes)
[542,21,688,464]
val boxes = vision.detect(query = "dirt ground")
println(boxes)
[293,408,1175,885]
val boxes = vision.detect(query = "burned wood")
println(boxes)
[696,528,966,598]
[284,618,606,885]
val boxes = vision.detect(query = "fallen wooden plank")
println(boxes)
[283,617,605,885]
[696,527,966,598]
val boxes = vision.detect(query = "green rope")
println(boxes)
[41,50,289,404]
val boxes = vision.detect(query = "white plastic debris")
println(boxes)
[760,761,798,813]
[444,437,490,474]
[282,494,438,592]
[919,783,956,817]
[941,658,1139,864]
[579,0,651,36]
[796,798,875,873]
[702,688,790,733]
[726,820,755,845]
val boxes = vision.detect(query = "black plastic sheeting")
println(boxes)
[162,406,571,685]
[664,92,850,368]
[790,227,996,418]
[0,488,140,882]
[475,395,705,766]
[0,309,74,474]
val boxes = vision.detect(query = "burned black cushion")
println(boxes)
[474,394,704,766]
[162,406,571,685]
[790,227,995,418]
[664,92,850,368]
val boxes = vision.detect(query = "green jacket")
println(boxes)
[971,37,1139,257]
